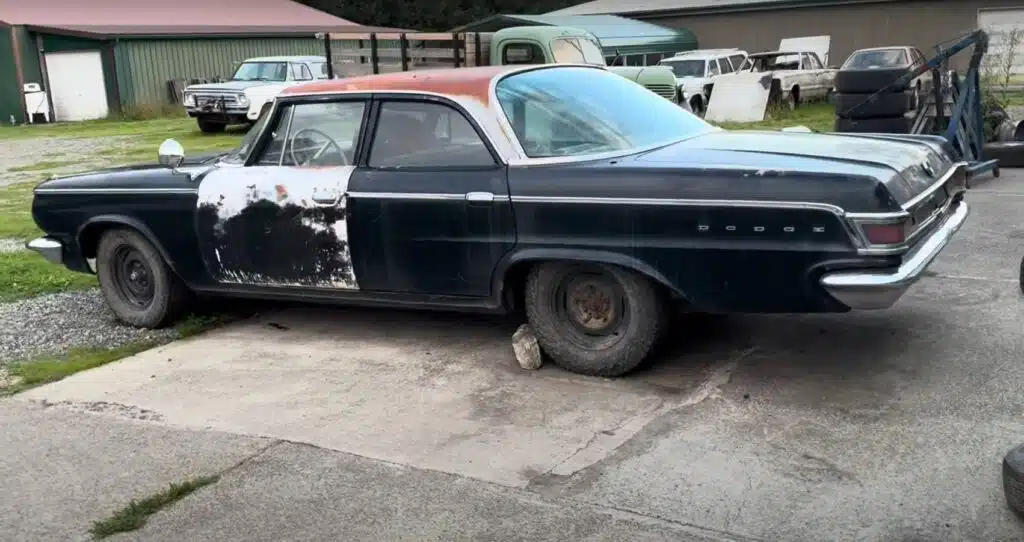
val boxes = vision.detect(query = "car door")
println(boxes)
[345,95,515,297]
[195,96,370,289]
[801,52,826,97]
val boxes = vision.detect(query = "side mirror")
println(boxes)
[158,138,185,169]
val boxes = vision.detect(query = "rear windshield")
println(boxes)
[842,49,909,69]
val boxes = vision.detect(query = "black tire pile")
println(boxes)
[833,67,918,134]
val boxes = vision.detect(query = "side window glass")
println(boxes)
[718,56,734,73]
[369,101,495,168]
[503,43,545,64]
[291,64,312,81]
[729,54,746,70]
[808,53,823,69]
[255,105,293,166]
[707,60,720,76]
[255,101,365,167]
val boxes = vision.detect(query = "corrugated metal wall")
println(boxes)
[644,0,1020,71]
[116,37,324,106]
[0,26,23,124]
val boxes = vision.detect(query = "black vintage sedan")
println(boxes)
[28,64,969,377]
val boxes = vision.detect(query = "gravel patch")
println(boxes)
[0,289,180,364]
[0,238,24,253]
[0,136,133,187]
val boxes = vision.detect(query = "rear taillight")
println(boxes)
[860,220,911,245]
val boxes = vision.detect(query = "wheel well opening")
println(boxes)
[499,259,688,314]
[790,85,800,101]
[500,261,533,314]
[689,95,704,109]
[78,222,119,259]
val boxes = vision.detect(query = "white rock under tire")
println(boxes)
[96,228,191,329]
[524,262,668,377]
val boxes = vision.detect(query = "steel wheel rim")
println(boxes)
[551,270,629,350]
[112,246,155,309]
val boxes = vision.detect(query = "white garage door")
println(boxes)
[979,8,1024,75]
[45,51,109,122]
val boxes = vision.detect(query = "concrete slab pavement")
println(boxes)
[0,400,272,542]
[4,170,1024,541]
[115,441,736,542]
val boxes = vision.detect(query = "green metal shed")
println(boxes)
[452,14,698,64]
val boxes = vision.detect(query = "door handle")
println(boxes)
[466,191,494,203]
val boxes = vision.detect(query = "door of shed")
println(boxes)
[44,50,109,121]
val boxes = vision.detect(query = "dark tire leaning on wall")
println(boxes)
[197,118,226,134]
[835,91,914,119]
[1003,442,1024,517]
[984,142,1024,168]
[835,68,912,94]
[524,262,669,377]
[96,228,191,329]
[834,115,914,134]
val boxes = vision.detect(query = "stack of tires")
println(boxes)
[833,66,921,134]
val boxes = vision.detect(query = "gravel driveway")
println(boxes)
[1,135,178,364]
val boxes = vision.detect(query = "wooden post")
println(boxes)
[369,33,379,75]
[452,32,462,68]
[400,34,409,72]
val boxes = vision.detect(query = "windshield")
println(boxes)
[495,66,713,159]
[233,61,288,82]
[659,59,706,77]
[843,49,909,69]
[550,37,606,65]
[745,54,800,72]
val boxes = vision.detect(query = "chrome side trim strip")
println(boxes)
[347,192,511,202]
[33,188,198,195]
[509,195,846,214]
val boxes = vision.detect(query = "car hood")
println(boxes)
[638,130,949,204]
[185,80,274,92]
[37,153,226,191]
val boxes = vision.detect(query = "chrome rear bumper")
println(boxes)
[820,200,969,310]
[26,237,63,265]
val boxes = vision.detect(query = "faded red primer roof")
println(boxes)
[283,65,526,105]
[0,0,355,27]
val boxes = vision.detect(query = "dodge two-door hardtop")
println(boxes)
[27,64,969,377]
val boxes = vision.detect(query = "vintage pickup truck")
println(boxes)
[182,56,332,133]
[325,26,682,103]
[27,64,969,377]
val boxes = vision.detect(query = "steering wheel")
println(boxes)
[288,127,346,167]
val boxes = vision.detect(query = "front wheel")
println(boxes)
[96,229,191,328]
[524,262,668,377]
[197,118,226,134]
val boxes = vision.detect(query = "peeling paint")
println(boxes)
[196,165,359,289]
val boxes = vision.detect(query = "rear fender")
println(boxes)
[492,248,685,308]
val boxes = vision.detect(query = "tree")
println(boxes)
[296,0,582,31]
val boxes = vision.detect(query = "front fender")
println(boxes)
[492,247,686,302]
[76,215,178,273]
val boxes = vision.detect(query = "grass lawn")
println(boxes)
[0,117,244,303]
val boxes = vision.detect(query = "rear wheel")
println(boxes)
[524,262,668,377]
[96,229,191,328]
[689,96,705,117]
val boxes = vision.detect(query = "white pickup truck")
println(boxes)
[182,55,331,133]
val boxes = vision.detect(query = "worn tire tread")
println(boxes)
[985,142,1024,168]
[835,68,913,94]
[524,262,667,377]
[96,228,190,329]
